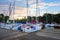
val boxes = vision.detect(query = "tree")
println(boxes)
[32,16,36,20]
[27,16,31,22]
[42,13,53,23]
[4,16,9,23]
[0,14,4,22]
[37,16,42,22]
[54,13,60,23]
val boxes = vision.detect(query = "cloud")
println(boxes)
[39,2,60,7]
[29,2,60,10]
[0,5,9,10]
[0,0,60,19]
[0,4,36,19]
[0,5,9,16]
[46,3,60,6]
[16,0,22,1]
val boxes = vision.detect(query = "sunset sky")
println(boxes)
[0,0,60,19]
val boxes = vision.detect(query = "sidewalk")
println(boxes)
[0,28,60,40]
[35,28,60,39]
[0,28,28,40]
[41,28,60,34]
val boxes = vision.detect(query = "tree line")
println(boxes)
[0,14,9,23]
[15,13,60,24]
[42,13,60,24]
[0,13,60,24]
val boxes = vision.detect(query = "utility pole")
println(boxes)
[51,11,54,22]
[12,0,15,23]
[9,0,12,18]
[7,0,12,23]
[39,0,41,23]
[46,9,48,24]
[8,0,15,23]
[26,0,29,23]
[36,0,38,24]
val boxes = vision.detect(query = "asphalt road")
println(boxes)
[0,28,60,40]
[9,33,60,40]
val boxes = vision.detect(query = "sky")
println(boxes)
[0,0,60,19]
